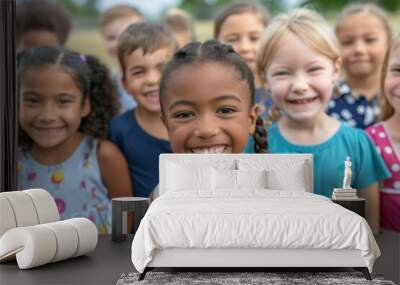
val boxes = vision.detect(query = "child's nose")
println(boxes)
[292,73,309,94]
[353,40,367,54]
[239,38,251,52]
[38,104,57,122]
[146,69,161,86]
[194,115,220,139]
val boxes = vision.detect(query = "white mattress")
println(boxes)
[131,190,380,273]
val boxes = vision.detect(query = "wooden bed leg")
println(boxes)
[138,268,148,281]
[354,267,371,280]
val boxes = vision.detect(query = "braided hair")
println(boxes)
[159,40,268,153]
[17,46,118,149]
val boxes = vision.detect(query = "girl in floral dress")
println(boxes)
[17,46,133,234]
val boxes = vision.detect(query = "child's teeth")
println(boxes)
[291,98,315,104]
[192,146,226,154]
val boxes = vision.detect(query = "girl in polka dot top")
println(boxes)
[366,33,400,233]
[327,3,392,129]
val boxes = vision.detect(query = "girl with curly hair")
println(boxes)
[17,46,132,234]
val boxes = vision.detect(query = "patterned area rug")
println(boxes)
[116,271,396,285]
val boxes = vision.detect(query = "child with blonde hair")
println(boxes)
[251,8,389,233]
[327,3,392,129]
[17,47,133,234]
[214,1,271,120]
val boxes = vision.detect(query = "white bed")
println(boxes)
[131,154,380,280]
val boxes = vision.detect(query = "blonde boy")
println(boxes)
[109,22,177,198]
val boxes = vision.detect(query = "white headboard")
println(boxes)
[159,154,313,195]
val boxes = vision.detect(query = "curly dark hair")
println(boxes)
[16,0,72,46]
[17,46,118,149]
[159,40,268,153]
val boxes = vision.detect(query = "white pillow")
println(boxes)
[212,168,237,190]
[211,169,268,190]
[237,158,309,192]
[237,169,267,189]
[266,166,307,192]
[167,162,212,191]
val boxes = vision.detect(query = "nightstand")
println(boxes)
[332,198,366,218]
[111,197,150,242]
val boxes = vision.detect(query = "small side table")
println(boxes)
[332,198,366,218]
[112,197,149,242]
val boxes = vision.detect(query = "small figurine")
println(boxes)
[342,157,352,189]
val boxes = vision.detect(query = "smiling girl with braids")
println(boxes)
[159,40,267,155]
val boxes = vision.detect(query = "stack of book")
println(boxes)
[332,188,358,200]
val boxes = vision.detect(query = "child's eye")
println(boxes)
[340,40,353,46]
[273,71,289,76]
[57,95,75,105]
[365,37,377,44]
[217,107,237,114]
[130,70,144,77]
[225,37,239,43]
[172,111,194,119]
[58,99,72,105]
[133,71,144,76]
[23,97,39,104]
[308,66,323,73]
[250,36,260,43]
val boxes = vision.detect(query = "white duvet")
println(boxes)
[131,190,380,273]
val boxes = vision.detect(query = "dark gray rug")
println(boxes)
[116,271,396,285]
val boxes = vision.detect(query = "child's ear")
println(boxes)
[249,105,257,134]
[332,57,342,82]
[81,96,91,118]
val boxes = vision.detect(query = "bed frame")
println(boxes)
[140,248,371,280]
[139,154,371,280]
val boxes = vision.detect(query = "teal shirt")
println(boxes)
[245,123,390,197]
